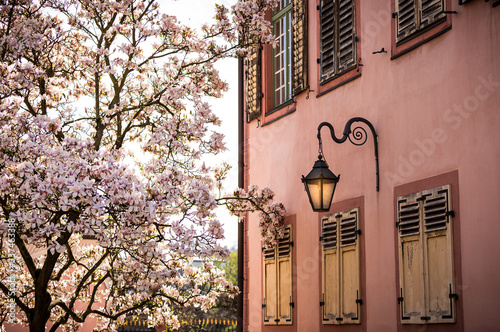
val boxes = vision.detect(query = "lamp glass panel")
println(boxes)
[321,180,336,210]
[306,179,322,210]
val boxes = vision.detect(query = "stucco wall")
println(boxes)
[244,1,500,331]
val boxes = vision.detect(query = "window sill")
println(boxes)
[317,67,361,98]
[391,15,452,60]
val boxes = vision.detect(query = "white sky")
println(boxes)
[159,0,239,250]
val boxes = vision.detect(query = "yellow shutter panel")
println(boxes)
[277,225,293,325]
[246,45,261,122]
[292,0,307,95]
[397,192,425,324]
[339,208,361,324]
[263,246,277,325]
[422,185,456,323]
[419,0,445,29]
[396,0,417,42]
[322,215,338,324]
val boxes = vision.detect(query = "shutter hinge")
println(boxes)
[446,210,455,218]
[319,236,323,242]
[355,36,359,42]
[397,296,404,303]
[421,316,431,321]
[449,293,458,300]
[396,221,400,227]
[317,4,320,10]
[289,302,295,308]
[392,12,397,18]
[355,229,362,235]
[290,241,294,247]
[356,299,363,304]
[316,58,320,64]
[262,303,266,308]
[320,301,325,306]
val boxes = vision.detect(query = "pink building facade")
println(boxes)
[241,1,500,332]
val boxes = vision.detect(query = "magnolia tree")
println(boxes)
[0,0,285,331]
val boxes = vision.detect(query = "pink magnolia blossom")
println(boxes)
[0,0,282,331]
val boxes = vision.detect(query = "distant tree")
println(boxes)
[222,250,238,286]
[0,1,285,331]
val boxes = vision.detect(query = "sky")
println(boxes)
[159,0,240,250]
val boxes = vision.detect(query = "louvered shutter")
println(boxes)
[397,192,425,324]
[277,225,293,325]
[320,0,336,80]
[263,245,277,325]
[322,215,339,323]
[339,208,361,323]
[419,0,445,29]
[337,0,356,73]
[292,0,308,95]
[397,185,456,324]
[320,0,356,81]
[422,185,456,323]
[322,209,361,325]
[396,0,417,42]
[246,45,261,122]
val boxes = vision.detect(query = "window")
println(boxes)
[319,0,357,83]
[263,225,293,326]
[395,0,446,43]
[320,208,361,325]
[273,0,293,107]
[397,184,457,324]
[245,0,307,122]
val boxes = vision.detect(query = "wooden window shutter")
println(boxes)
[263,225,293,325]
[263,245,277,325]
[322,209,361,325]
[292,0,308,96]
[320,0,336,80]
[419,0,445,29]
[422,185,456,323]
[320,0,356,81]
[397,185,456,324]
[397,192,425,324]
[322,215,339,323]
[396,0,417,42]
[339,208,361,324]
[246,45,261,122]
[277,225,293,325]
[336,0,356,73]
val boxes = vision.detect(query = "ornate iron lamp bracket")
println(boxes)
[317,117,379,191]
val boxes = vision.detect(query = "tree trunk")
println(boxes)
[29,290,52,332]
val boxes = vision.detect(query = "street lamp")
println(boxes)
[302,118,379,212]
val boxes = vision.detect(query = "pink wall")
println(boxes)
[244,1,500,331]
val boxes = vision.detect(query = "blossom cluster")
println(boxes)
[0,0,284,331]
